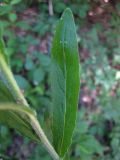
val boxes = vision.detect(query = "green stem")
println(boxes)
[0,55,60,160]
[0,54,28,106]
[31,116,60,160]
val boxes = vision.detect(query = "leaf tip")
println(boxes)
[61,8,73,19]
[64,8,72,14]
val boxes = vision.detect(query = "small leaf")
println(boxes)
[10,0,21,5]
[9,13,17,22]
[0,5,12,16]
[33,67,45,85]
[79,135,103,156]
[51,8,80,157]
[15,75,30,90]
[24,55,35,70]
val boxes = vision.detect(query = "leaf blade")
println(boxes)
[0,103,39,142]
[51,8,80,157]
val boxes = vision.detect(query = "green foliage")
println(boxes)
[0,7,80,160]
[0,0,120,160]
[51,8,80,157]
[0,103,39,142]
[0,33,60,160]
[70,109,103,160]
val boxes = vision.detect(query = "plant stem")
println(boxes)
[30,116,60,160]
[0,54,60,160]
[0,54,28,106]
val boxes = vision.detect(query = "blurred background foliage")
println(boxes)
[0,0,120,159]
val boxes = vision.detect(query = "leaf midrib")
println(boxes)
[59,25,67,155]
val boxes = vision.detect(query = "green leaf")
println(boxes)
[51,8,80,157]
[79,135,103,156]
[33,67,45,85]
[0,5,12,15]
[9,13,17,22]
[0,103,39,142]
[0,103,60,160]
[24,55,35,70]
[10,0,21,5]
[15,75,30,90]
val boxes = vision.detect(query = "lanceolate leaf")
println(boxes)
[51,8,80,157]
